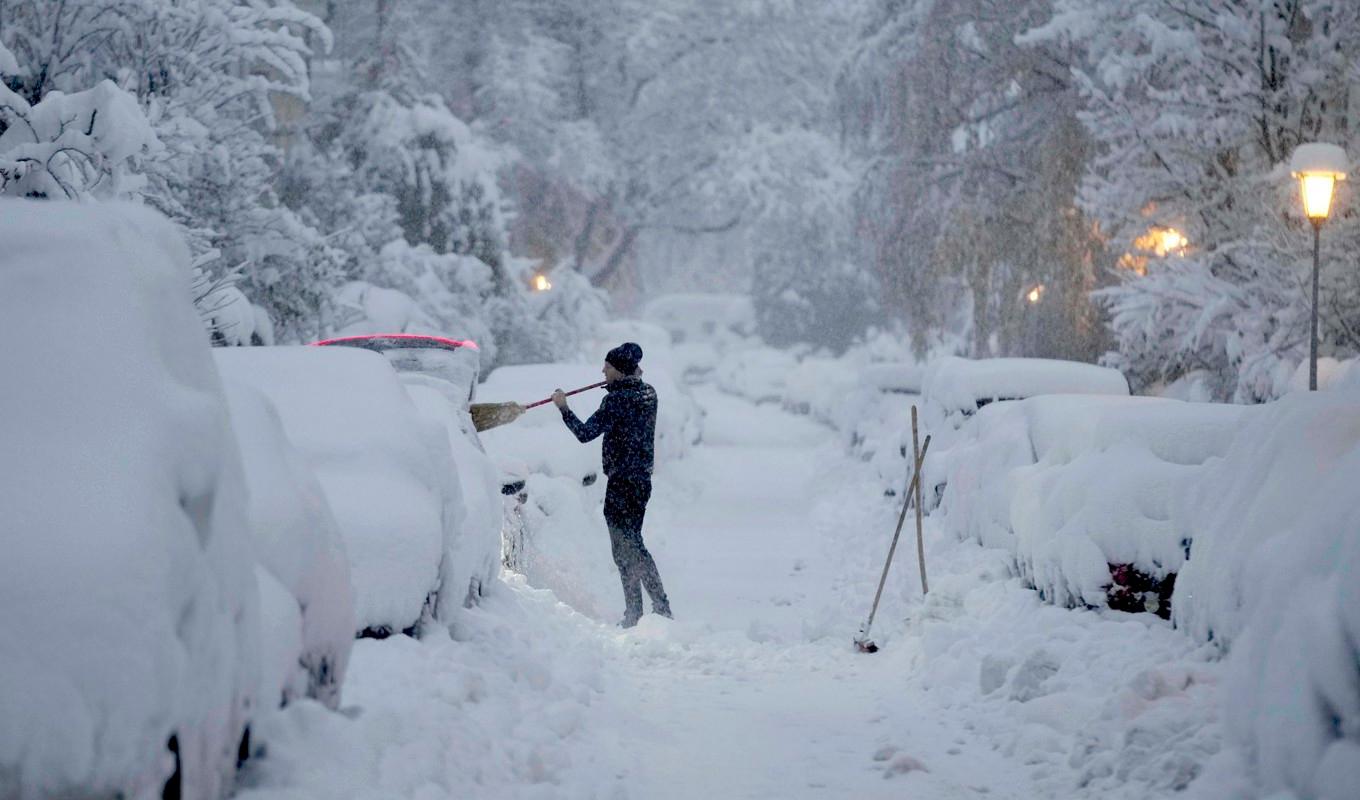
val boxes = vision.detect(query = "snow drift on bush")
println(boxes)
[215,347,454,636]
[1173,392,1360,799]
[0,201,257,799]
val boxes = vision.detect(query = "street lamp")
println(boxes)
[1290,143,1348,390]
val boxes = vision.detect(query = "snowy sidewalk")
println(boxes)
[240,388,1221,800]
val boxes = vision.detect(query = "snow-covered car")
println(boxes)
[642,292,756,345]
[921,356,1130,436]
[220,381,355,711]
[0,201,258,800]
[308,334,505,608]
[642,293,758,381]
[933,394,1247,617]
[713,345,801,404]
[917,356,1131,506]
[216,346,467,638]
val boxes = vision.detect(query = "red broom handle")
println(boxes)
[524,381,607,410]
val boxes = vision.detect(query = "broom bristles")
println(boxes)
[470,402,525,432]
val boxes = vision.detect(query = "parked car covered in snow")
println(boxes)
[310,335,504,607]
[918,356,1131,506]
[0,201,258,800]
[220,381,355,710]
[922,356,1130,435]
[642,293,757,381]
[216,346,469,638]
[933,394,1247,617]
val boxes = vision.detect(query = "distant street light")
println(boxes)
[1290,143,1348,390]
[532,273,552,292]
[1025,284,1045,304]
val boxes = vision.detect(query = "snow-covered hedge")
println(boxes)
[0,201,258,799]
[1171,392,1360,799]
[221,381,355,710]
[215,347,458,637]
[934,395,1246,615]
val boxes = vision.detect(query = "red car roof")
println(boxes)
[311,334,479,351]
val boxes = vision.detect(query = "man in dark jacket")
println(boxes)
[553,342,672,628]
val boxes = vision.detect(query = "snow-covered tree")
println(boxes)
[1028,0,1360,400]
[840,0,1107,360]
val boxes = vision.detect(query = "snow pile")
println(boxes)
[1281,356,1360,395]
[237,578,636,799]
[0,201,257,799]
[216,347,454,636]
[1172,392,1360,799]
[221,381,355,710]
[510,474,621,621]
[935,395,1246,615]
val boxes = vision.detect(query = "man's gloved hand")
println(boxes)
[551,388,567,409]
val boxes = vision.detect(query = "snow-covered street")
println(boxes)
[237,386,1223,800]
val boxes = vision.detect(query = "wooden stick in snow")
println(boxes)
[912,405,929,595]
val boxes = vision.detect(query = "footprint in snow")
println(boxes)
[882,754,928,779]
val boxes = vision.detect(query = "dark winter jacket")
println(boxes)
[560,376,657,478]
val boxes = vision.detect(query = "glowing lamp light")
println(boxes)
[532,273,552,292]
[1157,228,1187,255]
[1288,142,1349,391]
[1290,143,1347,223]
[1026,284,1044,304]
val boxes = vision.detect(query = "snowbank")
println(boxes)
[215,347,453,636]
[935,395,1246,615]
[0,201,257,799]
[221,381,355,709]
[1172,392,1360,799]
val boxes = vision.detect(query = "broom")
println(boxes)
[470,381,607,432]
[854,425,931,654]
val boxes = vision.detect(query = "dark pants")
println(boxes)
[603,475,670,624]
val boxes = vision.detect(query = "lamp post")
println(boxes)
[1290,143,1348,391]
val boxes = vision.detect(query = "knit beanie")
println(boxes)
[605,342,643,375]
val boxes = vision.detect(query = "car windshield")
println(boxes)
[384,347,480,402]
[314,335,481,402]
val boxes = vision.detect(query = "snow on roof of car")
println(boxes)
[923,356,1129,412]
